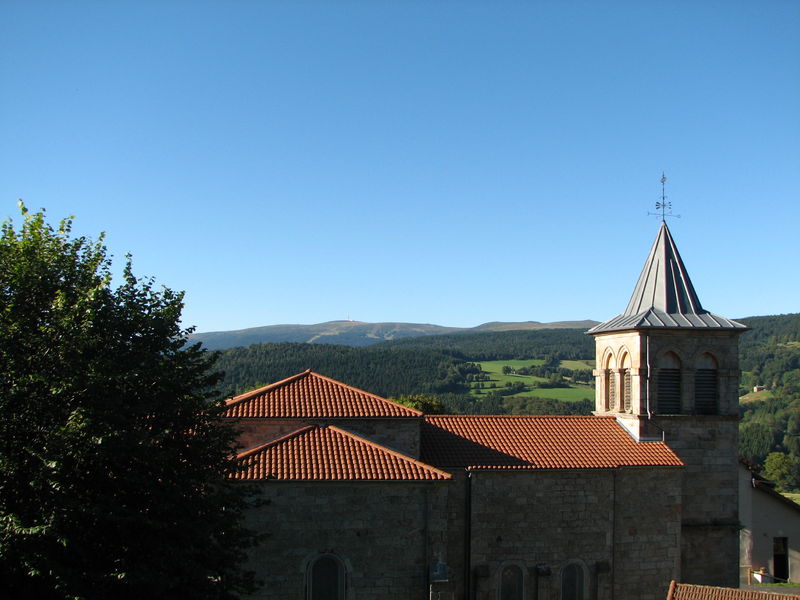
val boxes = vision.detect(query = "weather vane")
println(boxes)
[648,172,681,221]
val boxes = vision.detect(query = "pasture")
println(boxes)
[471,359,595,403]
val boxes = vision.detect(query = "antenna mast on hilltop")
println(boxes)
[648,172,681,221]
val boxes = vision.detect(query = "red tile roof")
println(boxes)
[666,581,800,600]
[223,369,422,419]
[422,415,683,469]
[232,425,451,481]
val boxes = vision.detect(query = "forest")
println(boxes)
[213,314,800,489]
[737,314,800,491]
[214,328,597,415]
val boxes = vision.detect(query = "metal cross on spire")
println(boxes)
[648,172,680,221]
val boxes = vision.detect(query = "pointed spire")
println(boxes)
[588,221,747,334]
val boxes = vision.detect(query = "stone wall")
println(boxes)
[437,467,682,600]
[655,416,739,586]
[232,417,422,457]
[243,480,449,600]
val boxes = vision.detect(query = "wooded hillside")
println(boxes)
[214,314,800,489]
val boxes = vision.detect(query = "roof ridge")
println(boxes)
[325,425,451,479]
[306,371,423,416]
[425,414,616,420]
[225,369,313,406]
[235,424,316,459]
[235,424,451,481]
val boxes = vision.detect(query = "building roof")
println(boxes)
[666,581,800,600]
[589,221,748,334]
[223,369,422,419]
[421,415,683,469]
[740,458,800,515]
[232,424,451,481]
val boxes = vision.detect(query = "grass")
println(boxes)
[740,389,772,404]
[782,492,800,506]
[470,359,595,403]
[560,359,595,370]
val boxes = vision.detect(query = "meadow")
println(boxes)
[471,359,595,403]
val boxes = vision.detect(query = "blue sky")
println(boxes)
[2,1,798,333]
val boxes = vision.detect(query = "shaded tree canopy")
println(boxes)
[0,205,257,599]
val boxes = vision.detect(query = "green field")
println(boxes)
[470,360,595,403]
[740,389,772,404]
[560,359,595,370]
[782,492,800,506]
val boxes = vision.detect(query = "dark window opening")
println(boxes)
[774,537,789,582]
[500,565,524,600]
[309,555,344,600]
[561,563,584,600]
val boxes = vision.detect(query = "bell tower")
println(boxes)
[588,217,748,587]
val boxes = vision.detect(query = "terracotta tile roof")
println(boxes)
[422,415,683,469]
[223,369,422,419]
[666,581,800,600]
[232,425,451,481]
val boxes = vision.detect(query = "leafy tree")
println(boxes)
[763,452,800,492]
[739,423,775,464]
[0,206,257,599]
[390,394,446,414]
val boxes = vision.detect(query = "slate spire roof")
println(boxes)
[588,221,748,334]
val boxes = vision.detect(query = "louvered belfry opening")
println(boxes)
[604,354,616,411]
[623,369,632,412]
[657,369,682,414]
[695,353,719,415]
[695,370,718,415]
[657,352,682,414]
[607,373,616,410]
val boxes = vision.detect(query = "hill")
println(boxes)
[213,328,598,416]
[190,319,600,350]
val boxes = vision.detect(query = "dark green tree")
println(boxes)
[390,394,447,414]
[763,452,800,492]
[739,423,775,464]
[0,205,257,599]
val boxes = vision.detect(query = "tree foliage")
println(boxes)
[763,452,800,492]
[0,206,256,599]
[389,394,447,414]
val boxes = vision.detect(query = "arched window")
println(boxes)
[620,352,631,412]
[657,352,682,414]
[561,562,585,600]
[307,554,345,600]
[605,354,616,411]
[499,564,524,600]
[695,353,718,415]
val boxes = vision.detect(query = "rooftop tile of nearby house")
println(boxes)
[422,415,683,470]
[223,369,422,419]
[666,581,800,600]
[232,424,451,481]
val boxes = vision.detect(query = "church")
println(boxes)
[223,220,748,600]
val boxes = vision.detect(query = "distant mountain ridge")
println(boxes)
[190,319,601,350]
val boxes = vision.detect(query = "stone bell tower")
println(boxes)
[588,219,748,587]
